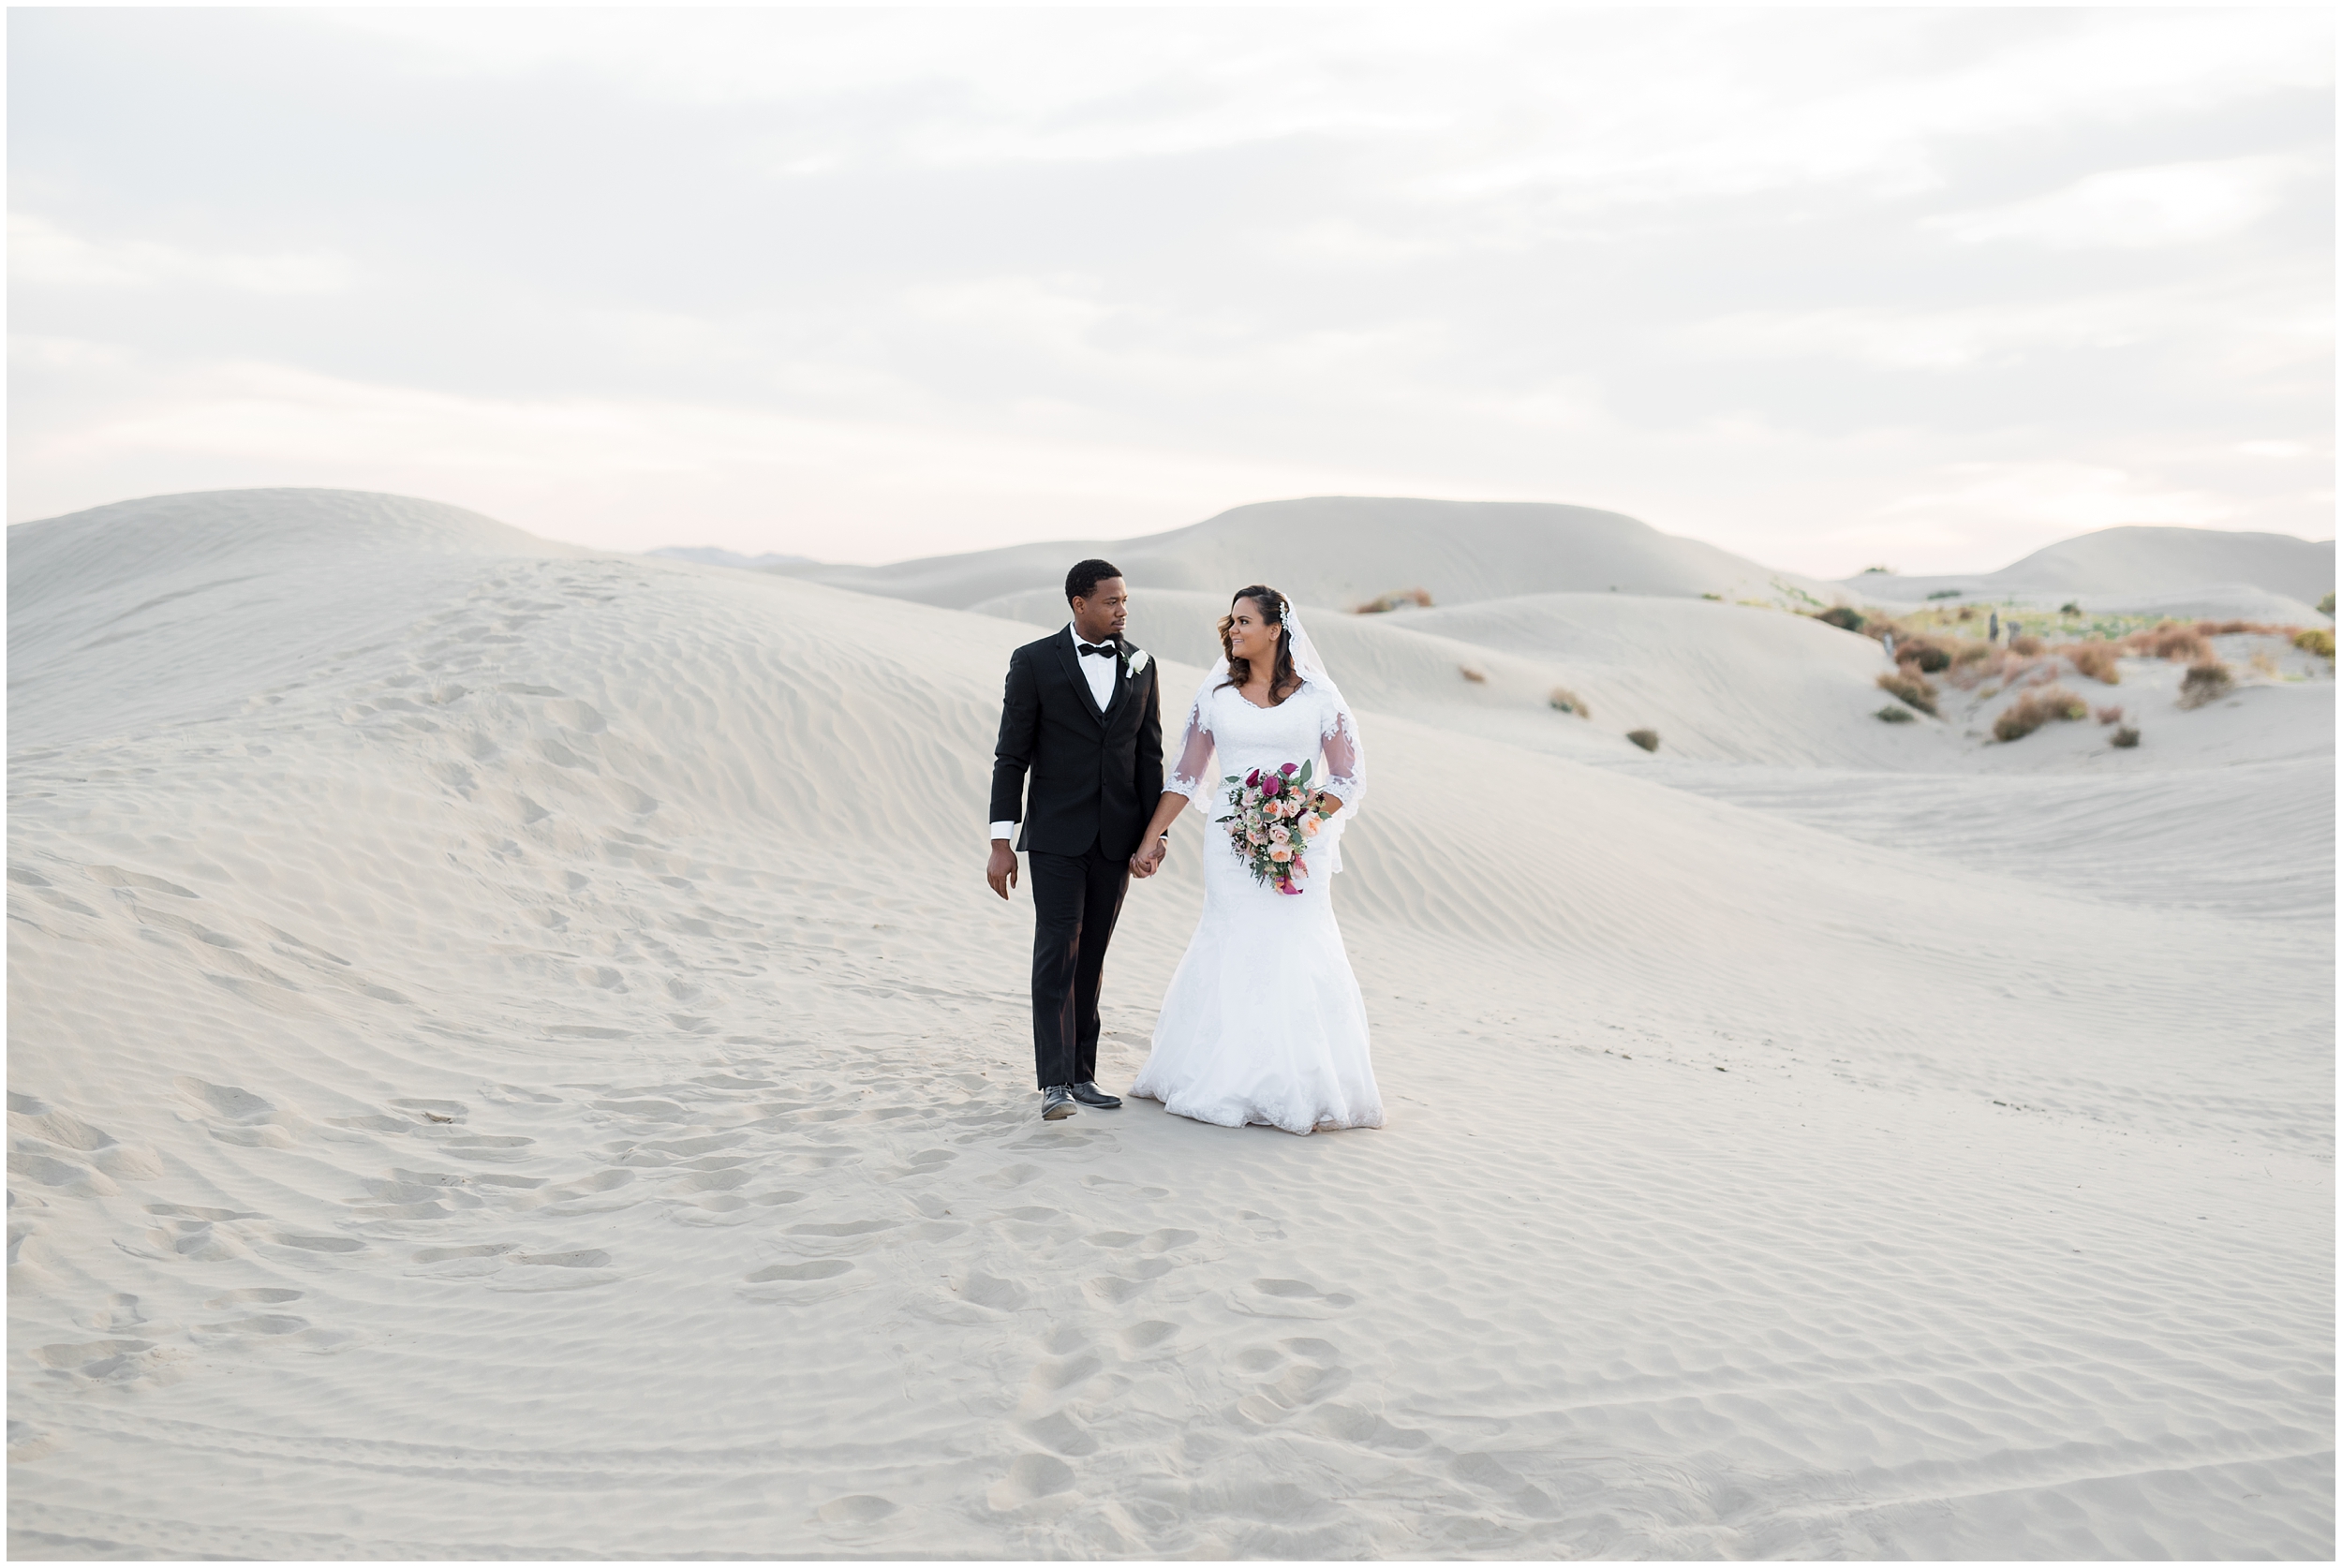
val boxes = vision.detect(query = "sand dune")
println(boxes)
[1841,524,2336,617]
[8,489,2332,1558]
[773,496,1832,611]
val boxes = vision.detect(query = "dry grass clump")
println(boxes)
[1875,670,1936,716]
[2111,725,2141,748]
[2008,633,2044,656]
[2177,659,2233,709]
[1993,685,2087,742]
[1548,687,1589,717]
[2295,628,2335,658]
[2116,621,2210,663]
[1896,637,1952,673]
[2095,704,2123,725]
[1875,704,1916,724]
[1356,587,1433,614]
[1460,665,1487,684]
[1814,606,1866,632]
[1625,728,1660,752]
[2320,591,2335,617]
[2065,642,2120,684]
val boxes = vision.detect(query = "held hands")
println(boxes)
[1130,837,1168,879]
[986,841,1019,900]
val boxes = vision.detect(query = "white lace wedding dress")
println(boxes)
[1127,670,1385,1134]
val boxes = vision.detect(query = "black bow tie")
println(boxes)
[1078,642,1119,658]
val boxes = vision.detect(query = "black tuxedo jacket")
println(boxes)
[990,628,1164,859]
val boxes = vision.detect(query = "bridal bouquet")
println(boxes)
[1217,762,1337,895]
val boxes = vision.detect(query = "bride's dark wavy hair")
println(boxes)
[1217,584,1300,703]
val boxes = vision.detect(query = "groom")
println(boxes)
[986,559,1165,1121]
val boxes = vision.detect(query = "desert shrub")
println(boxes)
[1954,641,1992,664]
[2008,634,2044,656]
[1875,671,1936,716]
[1992,685,2087,742]
[1356,587,1433,614]
[1549,687,1589,717]
[1815,606,1866,632]
[2320,591,2335,617]
[2249,649,2280,678]
[2111,726,2140,748]
[2059,601,2082,615]
[1956,605,1976,621]
[1625,729,1660,752]
[1875,704,1916,723]
[2119,621,2210,663]
[1898,638,1952,673]
[2095,704,2123,725]
[2065,642,2120,684]
[2295,628,2335,658]
[1700,592,1723,601]
[2177,659,2233,709]
[1927,588,1962,599]
[1460,666,1487,684]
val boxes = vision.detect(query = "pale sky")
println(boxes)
[8,7,2333,575]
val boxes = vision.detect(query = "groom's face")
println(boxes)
[1071,577,1129,643]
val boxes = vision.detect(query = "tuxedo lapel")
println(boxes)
[1053,627,1107,724]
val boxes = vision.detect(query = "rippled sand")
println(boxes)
[8,490,2332,1557]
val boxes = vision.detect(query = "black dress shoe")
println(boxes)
[1068,1082,1122,1109]
[1041,1086,1077,1120]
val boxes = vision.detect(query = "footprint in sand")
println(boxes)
[1119,1320,1178,1353]
[814,1494,897,1527]
[1235,1278,1356,1319]
[1018,1408,1100,1457]
[987,1453,1076,1511]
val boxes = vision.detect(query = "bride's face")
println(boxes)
[1226,598,1279,663]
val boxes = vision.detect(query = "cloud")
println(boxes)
[1879,460,2235,531]
[8,214,356,294]
[1925,156,2317,250]
[7,7,2332,578]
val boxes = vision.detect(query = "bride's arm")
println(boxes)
[1131,792,1189,877]
[1134,686,1216,877]
[1312,699,1362,817]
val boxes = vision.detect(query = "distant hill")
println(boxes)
[757,496,1829,611]
[1840,525,2335,618]
[646,545,817,570]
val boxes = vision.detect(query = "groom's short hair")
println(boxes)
[1066,558,1123,604]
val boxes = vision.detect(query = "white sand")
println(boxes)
[8,489,2332,1557]
[1839,523,2336,620]
[777,496,1835,611]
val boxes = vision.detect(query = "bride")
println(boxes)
[1125,586,1384,1134]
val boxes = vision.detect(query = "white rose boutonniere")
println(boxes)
[1125,647,1149,677]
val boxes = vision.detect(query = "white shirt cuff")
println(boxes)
[990,821,1017,843]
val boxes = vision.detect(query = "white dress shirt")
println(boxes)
[992,625,1120,843]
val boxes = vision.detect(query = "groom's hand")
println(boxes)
[986,841,1018,900]
[1131,838,1166,879]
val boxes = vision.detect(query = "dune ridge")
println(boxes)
[769,496,1832,611]
[7,489,2331,1558]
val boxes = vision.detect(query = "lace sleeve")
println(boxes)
[1317,688,1365,814]
[1167,681,1219,804]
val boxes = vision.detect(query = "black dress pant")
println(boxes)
[1028,838,1131,1090]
